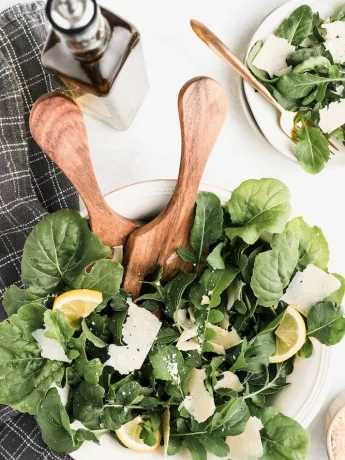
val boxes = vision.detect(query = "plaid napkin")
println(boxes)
[0,1,79,459]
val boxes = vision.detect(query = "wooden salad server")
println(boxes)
[29,94,141,248]
[123,76,228,297]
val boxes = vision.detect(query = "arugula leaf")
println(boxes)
[328,273,345,303]
[251,217,329,306]
[21,210,110,295]
[298,338,313,358]
[82,319,107,348]
[286,44,325,66]
[276,73,345,99]
[177,247,198,264]
[275,5,313,45]
[191,267,237,309]
[307,301,345,345]
[115,381,141,405]
[109,310,127,345]
[182,436,207,460]
[0,321,65,414]
[110,289,131,311]
[260,407,310,459]
[164,273,196,317]
[73,259,123,298]
[207,242,226,269]
[226,178,291,244]
[44,310,75,351]
[210,397,249,436]
[197,433,229,457]
[37,388,80,453]
[296,116,330,174]
[3,285,47,317]
[75,428,108,444]
[247,41,276,83]
[149,345,186,393]
[293,56,331,73]
[8,303,46,340]
[190,192,223,265]
[73,380,104,423]
[155,327,179,344]
[69,334,103,384]
[102,406,124,430]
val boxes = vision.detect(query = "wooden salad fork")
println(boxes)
[123,76,228,297]
[29,94,141,248]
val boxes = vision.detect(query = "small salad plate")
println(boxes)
[244,0,345,167]
[75,179,331,460]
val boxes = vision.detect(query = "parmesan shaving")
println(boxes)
[252,34,295,77]
[214,371,243,392]
[183,369,215,423]
[209,324,242,349]
[226,416,263,460]
[32,329,71,363]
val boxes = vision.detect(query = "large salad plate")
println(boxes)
[244,0,345,167]
[75,180,331,460]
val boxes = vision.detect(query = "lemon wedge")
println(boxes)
[269,305,306,364]
[116,416,161,452]
[53,289,102,327]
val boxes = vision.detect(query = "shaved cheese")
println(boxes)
[70,420,88,430]
[319,99,345,133]
[162,408,170,458]
[214,371,243,392]
[49,383,69,406]
[112,245,123,264]
[188,306,196,323]
[166,252,178,265]
[281,264,341,316]
[208,341,226,355]
[209,324,242,349]
[219,312,230,330]
[274,65,292,76]
[183,369,215,423]
[226,416,263,460]
[252,34,295,77]
[177,308,194,330]
[322,21,345,64]
[32,329,71,363]
[105,302,161,374]
[201,295,210,305]
[177,326,201,351]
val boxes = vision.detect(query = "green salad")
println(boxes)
[1,178,345,459]
[247,4,345,174]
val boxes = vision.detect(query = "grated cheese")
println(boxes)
[252,34,295,77]
[105,301,161,374]
[281,264,341,316]
[183,368,215,423]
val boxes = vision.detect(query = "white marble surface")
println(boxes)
[3,0,345,458]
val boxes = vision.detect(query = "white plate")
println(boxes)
[75,180,331,460]
[244,0,345,167]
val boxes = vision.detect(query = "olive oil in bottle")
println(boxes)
[42,0,149,130]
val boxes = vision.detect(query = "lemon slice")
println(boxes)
[53,289,102,327]
[269,305,306,364]
[116,416,161,452]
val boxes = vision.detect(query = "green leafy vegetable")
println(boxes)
[275,5,313,45]
[307,301,345,345]
[3,285,47,317]
[73,380,104,423]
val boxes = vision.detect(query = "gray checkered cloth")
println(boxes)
[0,1,79,458]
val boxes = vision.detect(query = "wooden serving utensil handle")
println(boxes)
[190,20,282,112]
[29,93,140,247]
[123,77,228,295]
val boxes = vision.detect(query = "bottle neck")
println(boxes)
[47,0,110,60]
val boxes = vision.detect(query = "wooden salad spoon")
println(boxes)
[29,94,141,248]
[123,76,228,297]
[190,19,298,140]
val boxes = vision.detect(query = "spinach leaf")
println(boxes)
[73,380,104,423]
[69,334,103,384]
[210,397,249,436]
[251,217,329,306]
[260,407,310,459]
[8,303,46,340]
[207,242,226,269]
[73,259,123,298]
[0,321,65,414]
[275,5,313,45]
[296,116,330,174]
[276,73,345,99]
[3,285,47,317]
[21,210,110,295]
[226,178,291,244]
[190,192,223,265]
[307,301,345,345]
[37,388,80,453]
